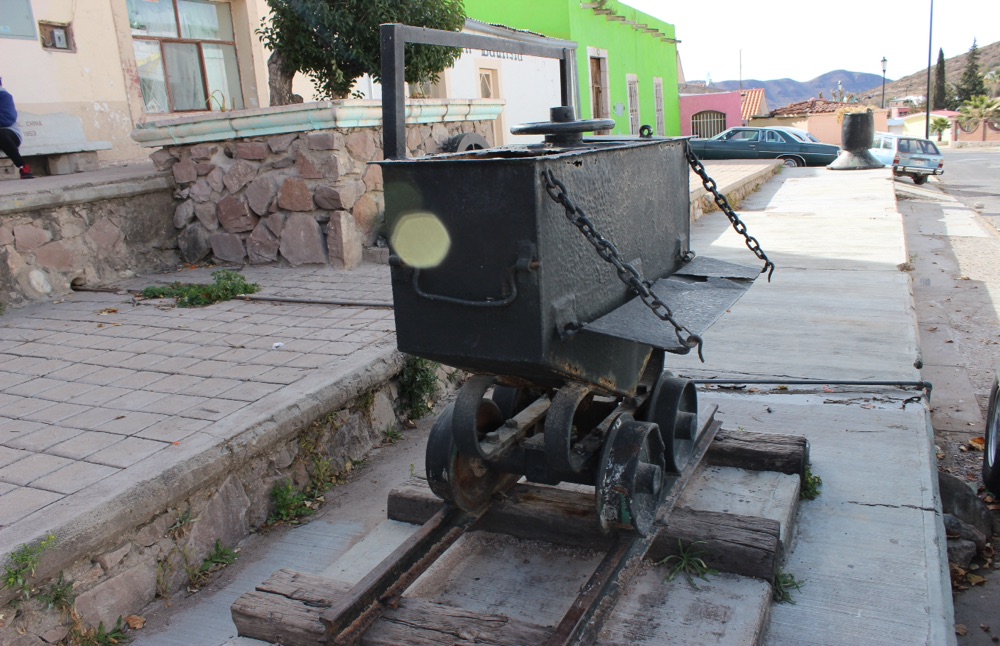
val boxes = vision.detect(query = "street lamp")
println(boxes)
[881,57,888,109]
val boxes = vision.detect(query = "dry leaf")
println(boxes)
[957,624,968,636]
[969,437,986,451]
[959,276,971,281]
[928,326,938,332]
[124,615,145,630]
[99,308,119,315]
[968,573,987,586]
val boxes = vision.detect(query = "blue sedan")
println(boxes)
[688,127,841,167]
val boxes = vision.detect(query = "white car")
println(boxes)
[869,133,944,185]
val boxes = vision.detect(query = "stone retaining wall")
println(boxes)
[0,352,459,643]
[0,185,178,309]
[153,120,493,269]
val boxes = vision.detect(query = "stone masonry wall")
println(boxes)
[154,120,494,270]
[0,189,178,309]
[0,358,461,644]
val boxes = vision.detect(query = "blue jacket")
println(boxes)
[0,88,23,143]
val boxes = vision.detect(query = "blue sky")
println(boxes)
[623,1,1000,85]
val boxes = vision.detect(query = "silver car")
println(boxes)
[869,133,944,185]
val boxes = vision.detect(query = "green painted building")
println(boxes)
[462,0,680,136]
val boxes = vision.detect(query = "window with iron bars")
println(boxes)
[691,111,726,138]
[127,0,244,114]
[627,75,640,135]
[653,78,665,136]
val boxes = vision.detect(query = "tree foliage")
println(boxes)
[957,95,1000,140]
[929,116,950,142]
[933,48,946,110]
[955,39,987,103]
[258,0,466,103]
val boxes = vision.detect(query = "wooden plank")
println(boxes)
[232,569,551,646]
[231,569,346,646]
[387,480,780,581]
[705,429,809,477]
[320,506,475,642]
[365,601,551,646]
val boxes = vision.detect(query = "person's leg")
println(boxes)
[0,129,24,167]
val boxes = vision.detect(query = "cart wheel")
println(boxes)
[595,414,666,535]
[426,402,508,512]
[641,373,698,474]
[983,375,1000,494]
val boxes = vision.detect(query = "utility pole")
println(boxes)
[925,0,933,139]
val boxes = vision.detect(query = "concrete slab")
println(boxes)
[601,569,772,645]
[699,391,952,646]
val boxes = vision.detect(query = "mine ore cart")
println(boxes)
[377,25,770,535]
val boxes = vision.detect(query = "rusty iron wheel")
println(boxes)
[641,374,698,474]
[594,414,666,536]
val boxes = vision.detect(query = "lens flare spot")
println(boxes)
[391,212,451,268]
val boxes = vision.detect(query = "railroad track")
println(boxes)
[232,407,808,645]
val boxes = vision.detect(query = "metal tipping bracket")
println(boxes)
[380,23,578,160]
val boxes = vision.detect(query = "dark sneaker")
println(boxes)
[19,164,34,179]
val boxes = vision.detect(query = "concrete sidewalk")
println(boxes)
[1,159,955,644]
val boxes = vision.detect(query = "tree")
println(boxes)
[929,116,951,142]
[933,48,946,110]
[986,70,1000,98]
[957,95,1000,140]
[955,39,987,103]
[258,0,466,104]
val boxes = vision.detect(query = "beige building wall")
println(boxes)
[1,0,274,162]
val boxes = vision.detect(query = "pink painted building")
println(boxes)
[678,91,742,137]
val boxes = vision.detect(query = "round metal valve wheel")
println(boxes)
[511,106,615,146]
[425,401,508,512]
[595,414,667,535]
[642,374,698,474]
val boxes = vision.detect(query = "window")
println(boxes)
[653,78,665,136]
[478,67,503,145]
[691,111,726,138]
[0,0,36,39]
[626,75,640,135]
[128,0,243,114]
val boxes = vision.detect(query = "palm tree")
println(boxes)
[930,117,951,142]
[958,95,1000,141]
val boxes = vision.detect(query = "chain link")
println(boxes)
[685,146,775,281]
[541,169,705,361]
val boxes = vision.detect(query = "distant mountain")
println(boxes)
[855,39,1000,104]
[711,71,885,109]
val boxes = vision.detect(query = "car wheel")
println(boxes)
[983,374,1000,494]
[912,175,928,185]
[780,157,800,168]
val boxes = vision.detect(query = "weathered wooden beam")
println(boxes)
[705,429,809,477]
[232,569,551,646]
[387,479,781,582]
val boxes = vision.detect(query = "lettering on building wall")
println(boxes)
[464,47,523,61]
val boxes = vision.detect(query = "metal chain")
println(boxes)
[685,146,775,281]
[541,169,704,361]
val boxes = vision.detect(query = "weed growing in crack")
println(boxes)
[268,479,314,524]
[773,571,804,603]
[2,534,56,602]
[658,540,717,586]
[383,426,404,444]
[398,357,440,420]
[69,611,130,645]
[801,465,823,500]
[140,269,260,308]
[37,572,75,612]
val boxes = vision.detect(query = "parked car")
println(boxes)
[984,370,1000,494]
[687,127,840,167]
[869,133,944,185]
